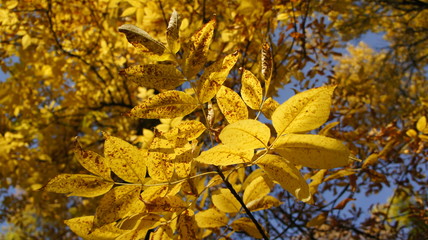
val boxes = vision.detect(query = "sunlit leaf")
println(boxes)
[177,209,198,240]
[195,144,253,166]
[272,85,336,135]
[64,216,126,240]
[120,64,185,90]
[116,214,163,240]
[195,208,228,228]
[261,97,279,120]
[212,188,241,213]
[219,119,270,150]
[196,51,240,103]
[143,195,187,213]
[183,19,216,78]
[416,116,427,132]
[104,134,146,183]
[231,217,267,239]
[43,174,113,197]
[118,24,166,55]
[129,90,198,119]
[243,176,272,204]
[306,212,328,227]
[241,69,263,110]
[147,136,175,182]
[73,139,112,180]
[246,195,282,212]
[257,154,312,203]
[163,120,206,142]
[216,86,248,123]
[308,169,327,194]
[324,169,358,182]
[272,134,350,169]
[166,9,182,54]
[94,185,144,228]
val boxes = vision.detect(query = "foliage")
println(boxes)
[0,0,426,239]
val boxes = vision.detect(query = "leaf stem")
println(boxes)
[215,166,269,240]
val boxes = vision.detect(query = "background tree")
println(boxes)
[0,0,426,239]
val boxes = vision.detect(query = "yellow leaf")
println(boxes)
[306,212,328,227]
[147,136,175,182]
[195,208,228,228]
[94,185,144,228]
[174,143,194,178]
[308,169,327,194]
[272,134,350,169]
[120,7,136,17]
[196,51,240,103]
[143,195,187,213]
[196,144,254,166]
[272,85,336,135]
[64,216,126,240]
[166,10,182,54]
[43,174,113,197]
[261,42,272,82]
[261,97,279,119]
[118,24,165,55]
[21,34,31,49]
[121,64,185,90]
[129,90,198,119]
[74,140,112,180]
[318,121,340,136]
[257,154,311,203]
[243,176,271,205]
[231,217,267,239]
[216,86,248,123]
[163,120,206,142]
[104,134,146,183]
[212,188,241,213]
[116,214,163,240]
[416,116,427,132]
[177,209,198,240]
[219,119,270,149]
[362,153,380,169]
[246,195,282,212]
[241,69,263,110]
[406,129,417,138]
[324,169,358,182]
[183,19,215,78]
[151,226,173,240]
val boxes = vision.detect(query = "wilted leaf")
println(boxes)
[231,217,267,239]
[94,185,144,228]
[212,188,241,213]
[333,198,355,210]
[272,85,336,135]
[183,19,216,78]
[241,69,263,110]
[261,97,279,119]
[120,64,184,90]
[196,144,253,166]
[166,10,182,54]
[261,42,272,82]
[104,134,146,183]
[197,52,240,103]
[216,86,248,123]
[257,154,311,203]
[219,119,270,149]
[272,134,350,169]
[129,90,198,119]
[195,208,228,228]
[74,140,112,180]
[118,24,166,55]
[43,174,113,197]
[64,216,126,240]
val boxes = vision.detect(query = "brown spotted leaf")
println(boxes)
[120,64,184,90]
[241,69,263,110]
[64,216,126,240]
[216,86,248,123]
[177,209,198,240]
[147,136,175,182]
[118,24,166,55]
[166,9,182,54]
[73,139,112,180]
[43,174,113,197]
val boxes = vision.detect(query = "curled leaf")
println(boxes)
[118,24,165,55]
[166,10,182,54]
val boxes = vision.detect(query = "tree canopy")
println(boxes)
[0,0,426,239]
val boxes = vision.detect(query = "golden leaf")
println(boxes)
[216,86,248,123]
[121,64,185,90]
[147,136,175,182]
[362,153,380,169]
[195,144,254,166]
[243,176,272,205]
[195,208,228,228]
[308,169,327,194]
[118,24,165,55]
[166,10,182,54]
[323,169,358,182]
[116,214,163,240]
[272,85,336,135]
[272,134,350,169]
[212,188,241,213]
[43,174,113,198]
[246,195,282,212]
[261,97,279,119]
[93,185,144,228]
[163,120,206,142]
[64,216,126,240]
[306,212,328,227]
[104,134,146,183]
[219,119,270,149]
[241,69,263,110]
[196,51,240,103]
[231,217,267,239]
[143,195,187,213]
[177,209,198,240]
[416,116,427,132]
[129,90,198,119]
[183,19,216,78]
[73,140,112,180]
[257,154,312,203]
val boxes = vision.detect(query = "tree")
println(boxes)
[0,0,426,239]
